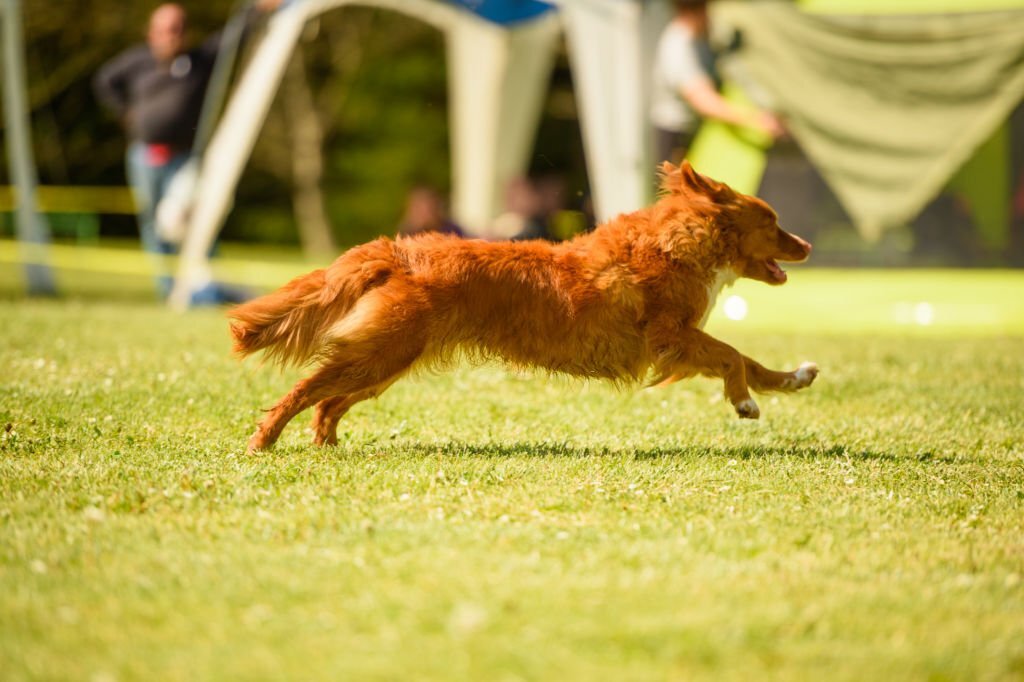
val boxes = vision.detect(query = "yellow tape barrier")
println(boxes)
[0,239,313,288]
[0,185,136,214]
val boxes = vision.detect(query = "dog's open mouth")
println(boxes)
[765,259,787,283]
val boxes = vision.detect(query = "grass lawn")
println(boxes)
[1,253,1023,681]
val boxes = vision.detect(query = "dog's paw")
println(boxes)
[783,362,819,390]
[246,431,268,454]
[794,362,818,388]
[735,398,760,420]
[312,432,339,447]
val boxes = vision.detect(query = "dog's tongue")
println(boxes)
[766,259,787,282]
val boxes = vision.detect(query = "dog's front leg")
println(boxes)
[661,355,818,397]
[654,327,760,419]
[743,356,819,393]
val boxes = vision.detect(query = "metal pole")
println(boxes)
[2,0,57,295]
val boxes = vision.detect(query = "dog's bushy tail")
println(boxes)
[228,239,395,367]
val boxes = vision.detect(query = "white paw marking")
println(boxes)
[783,362,819,390]
[794,362,818,388]
[736,398,760,419]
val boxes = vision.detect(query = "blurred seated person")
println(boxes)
[489,176,548,241]
[532,173,568,237]
[650,0,783,164]
[396,186,464,238]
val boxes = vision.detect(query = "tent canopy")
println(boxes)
[448,0,555,25]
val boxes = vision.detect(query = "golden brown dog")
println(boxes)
[229,161,817,452]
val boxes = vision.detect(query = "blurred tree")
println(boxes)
[282,46,336,258]
[2,2,455,249]
[3,3,589,250]
[4,0,238,236]
[233,7,451,248]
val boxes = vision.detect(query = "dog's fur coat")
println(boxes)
[230,162,817,452]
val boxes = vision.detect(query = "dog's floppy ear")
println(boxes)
[682,161,734,200]
[659,160,724,197]
[679,161,715,194]
[679,160,701,186]
[658,161,683,194]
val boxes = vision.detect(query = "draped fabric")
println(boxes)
[716,1,1024,238]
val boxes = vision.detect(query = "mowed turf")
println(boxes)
[1,263,1023,681]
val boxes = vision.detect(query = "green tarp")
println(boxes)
[715,1,1024,239]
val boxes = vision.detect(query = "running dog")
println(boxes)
[229,161,817,452]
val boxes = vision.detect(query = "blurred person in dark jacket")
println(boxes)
[94,1,280,303]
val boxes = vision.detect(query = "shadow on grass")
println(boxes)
[342,440,961,465]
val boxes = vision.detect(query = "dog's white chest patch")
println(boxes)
[698,269,738,329]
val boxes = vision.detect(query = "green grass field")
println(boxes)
[2,257,1023,681]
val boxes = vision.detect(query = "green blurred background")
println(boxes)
[1,0,1023,265]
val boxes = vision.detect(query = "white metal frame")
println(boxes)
[170,0,658,309]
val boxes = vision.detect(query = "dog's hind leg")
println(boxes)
[247,285,430,452]
[743,357,818,393]
[312,395,357,447]
[249,363,414,453]
[311,376,402,447]
[249,338,423,452]
[247,368,340,453]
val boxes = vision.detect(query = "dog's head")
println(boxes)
[658,161,811,284]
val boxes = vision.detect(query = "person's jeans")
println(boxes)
[126,142,188,298]
[125,143,248,304]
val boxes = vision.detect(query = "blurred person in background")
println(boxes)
[489,177,548,241]
[650,0,784,165]
[396,186,464,238]
[93,1,280,304]
[532,173,568,238]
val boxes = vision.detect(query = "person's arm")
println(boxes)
[93,47,150,129]
[660,24,784,139]
[681,76,784,138]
